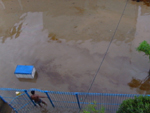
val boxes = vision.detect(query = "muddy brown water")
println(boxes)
[0,0,150,100]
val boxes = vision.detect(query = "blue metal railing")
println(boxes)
[0,88,145,113]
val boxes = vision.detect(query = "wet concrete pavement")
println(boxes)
[0,0,150,96]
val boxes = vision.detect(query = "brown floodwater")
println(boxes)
[128,76,150,94]
[142,0,150,6]
[0,0,150,97]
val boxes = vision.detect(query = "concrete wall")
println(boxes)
[0,99,12,113]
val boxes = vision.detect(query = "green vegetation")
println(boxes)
[82,101,105,113]
[117,96,150,113]
[136,40,150,59]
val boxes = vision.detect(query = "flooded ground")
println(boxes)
[0,0,150,97]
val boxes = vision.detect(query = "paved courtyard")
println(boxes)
[0,0,150,98]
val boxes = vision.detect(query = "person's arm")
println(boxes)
[35,94,47,98]
[39,95,47,98]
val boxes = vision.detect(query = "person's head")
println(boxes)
[31,90,35,95]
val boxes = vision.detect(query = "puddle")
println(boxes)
[1,22,22,43]
[74,6,85,14]
[48,33,61,43]
[128,75,150,94]
[143,0,150,6]
[132,0,150,6]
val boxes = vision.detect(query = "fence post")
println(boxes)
[75,92,81,110]
[45,91,55,108]
[24,90,36,106]
[0,96,18,113]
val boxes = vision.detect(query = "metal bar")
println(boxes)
[0,88,149,112]
[10,93,26,104]
[17,101,30,111]
[45,91,55,108]
[75,93,81,109]
[48,100,121,105]
[0,96,18,113]
[24,90,36,106]
[0,88,142,97]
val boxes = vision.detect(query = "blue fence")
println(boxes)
[0,88,145,113]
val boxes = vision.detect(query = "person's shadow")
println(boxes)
[128,71,150,94]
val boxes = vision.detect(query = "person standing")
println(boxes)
[30,90,47,107]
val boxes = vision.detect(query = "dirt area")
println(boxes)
[0,0,150,98]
